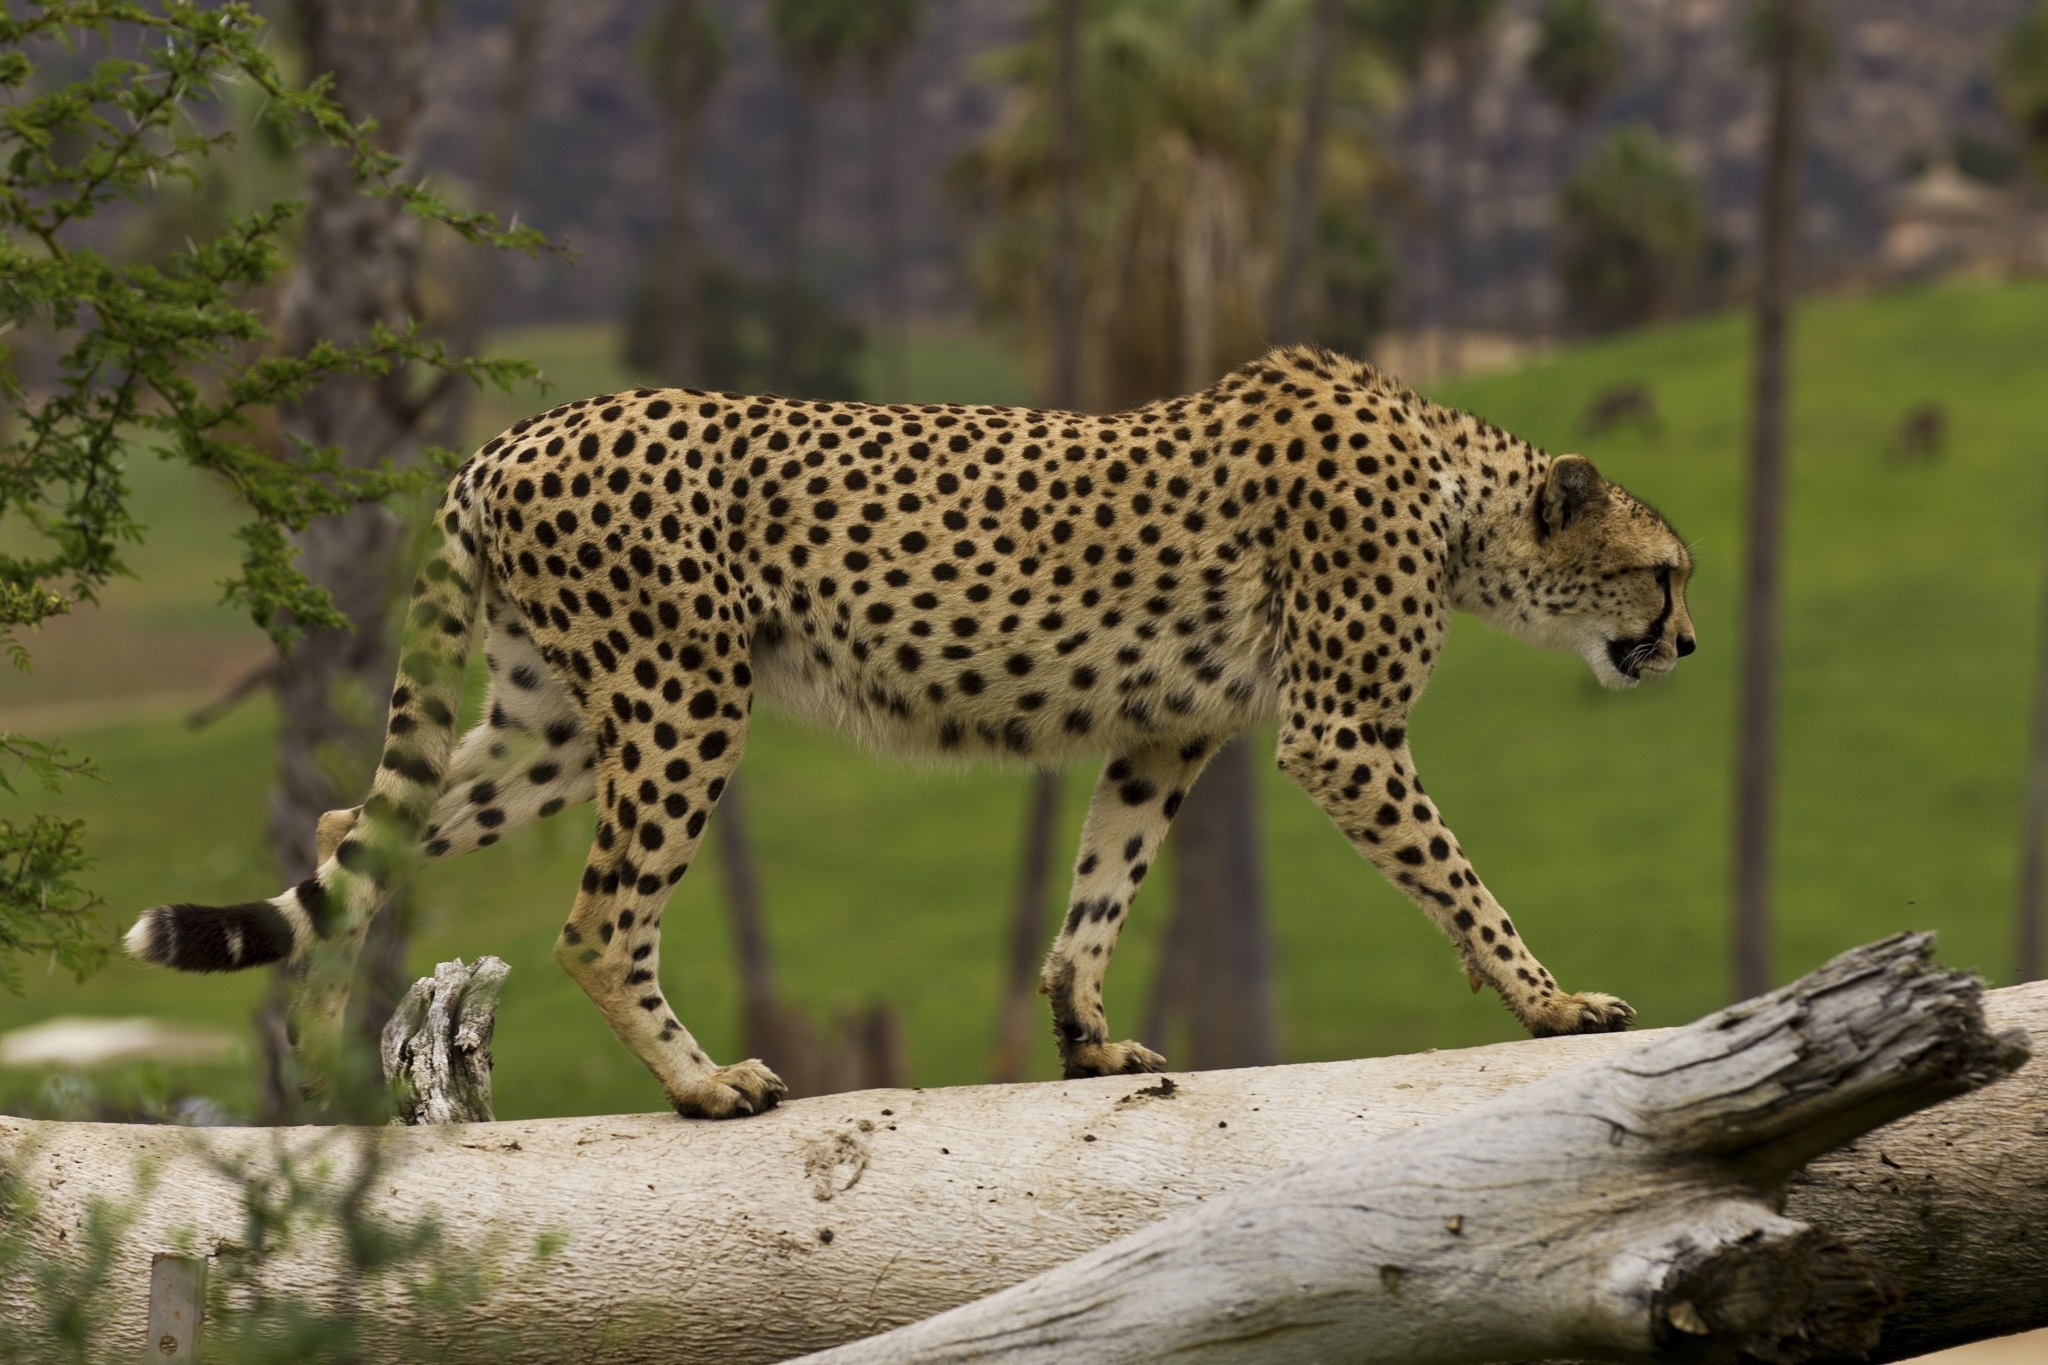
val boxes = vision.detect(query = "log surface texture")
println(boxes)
[1,937,2041,1363]
[800,934,2028,1363]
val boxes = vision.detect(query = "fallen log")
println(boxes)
[800,933,2026,1363]
[0,935,2040,1363]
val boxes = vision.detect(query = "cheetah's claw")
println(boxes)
[1527,991,1635,1038]
[670,1058,787,1119]
[1061,1039,1167,1079]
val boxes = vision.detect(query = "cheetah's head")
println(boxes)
[1520,455,1696,690]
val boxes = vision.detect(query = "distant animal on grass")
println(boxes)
[1579,382,1660,439]
[1888,403,1947,464]
[128,345,1698,1118]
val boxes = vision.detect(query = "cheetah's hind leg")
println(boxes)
[1041,739,1218,1079]
[548,650,785,1118]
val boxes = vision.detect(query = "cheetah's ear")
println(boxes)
[1537,455,1607,540]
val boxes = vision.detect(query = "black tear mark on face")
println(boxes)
[1605,567,1676,678]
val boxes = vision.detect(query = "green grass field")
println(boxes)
[4,282,2044,1120]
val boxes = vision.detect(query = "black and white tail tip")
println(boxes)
[125,899,298,974]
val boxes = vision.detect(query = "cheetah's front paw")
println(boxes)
[1527,991,1635,1038]
[1061,1039,1167,1079]
[670,1059,787,1119]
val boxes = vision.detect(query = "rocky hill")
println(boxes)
[415,0,2039,333]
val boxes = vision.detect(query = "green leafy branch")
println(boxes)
[2,0,549,645]
[0,0,557,990]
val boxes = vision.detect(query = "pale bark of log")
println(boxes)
[2,942,2042,1364]
[805,933,2024,1363]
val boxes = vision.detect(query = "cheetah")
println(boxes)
[127,344,1696,1118]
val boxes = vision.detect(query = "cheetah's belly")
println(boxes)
[749,608,1282,766]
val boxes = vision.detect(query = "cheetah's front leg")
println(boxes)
[1275,717,1632,1038]
[1042,739,1216,1077]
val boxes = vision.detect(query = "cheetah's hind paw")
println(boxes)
[1061,1039,1167,1079]
[670,1059,787,1119]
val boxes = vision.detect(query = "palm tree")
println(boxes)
[767,0,863,391]
[1435,0,1501,375]
[1527,0,1618,332]
[954,0,1359,407]
[1355,0,1500,378]
[992,0,1080,1085]
[849,0,923,402]
[1733,0,1818,1002]
[2001,5,2048,187]
[1999,3,2048,982]
[1529,0,1618,159]
[1273,0,1346,342]
[1049,0,1084,411]
[962,0,1380,1070]
[1556,125,1706,332]
[425,0,552,448]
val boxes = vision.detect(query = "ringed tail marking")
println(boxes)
[124,475,488,974]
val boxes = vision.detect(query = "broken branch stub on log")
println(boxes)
[1,936,2041,1363]
[803,933,2028,1364]
[379,956,508,1125]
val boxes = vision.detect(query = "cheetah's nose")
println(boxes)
[1675,634,1696,658]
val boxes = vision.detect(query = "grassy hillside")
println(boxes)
[3,282,2043,1120]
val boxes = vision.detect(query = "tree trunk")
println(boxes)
[1144,737,1278,1069]
[424,0,550,450]
[4,941,2041,1363]
[1664,0,1699,153]
[654,0,705,386]
[991,0,1084,1082]
[806,934,2026,1364]
[1539,109,1585,339]
[771,80,819,393]
[991,769,1060,1082]
[715,776,779,1067]
[1049,0,1082,412]
[1142,165,1279,1072]
[1271,0,1342,344]
[1439,36,1488,379]
[2015,489,2048,983]
[260,0,434,1121]
[715,777,902,1100]
[1406,58,1446,383]
[867,59,907,403]
[1733,0,1814,1002]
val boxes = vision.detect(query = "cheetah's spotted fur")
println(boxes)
[129,345,1696,1116]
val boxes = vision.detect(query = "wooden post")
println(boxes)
[144,1254,205,1363]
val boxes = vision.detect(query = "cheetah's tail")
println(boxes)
[125,469,488,974]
